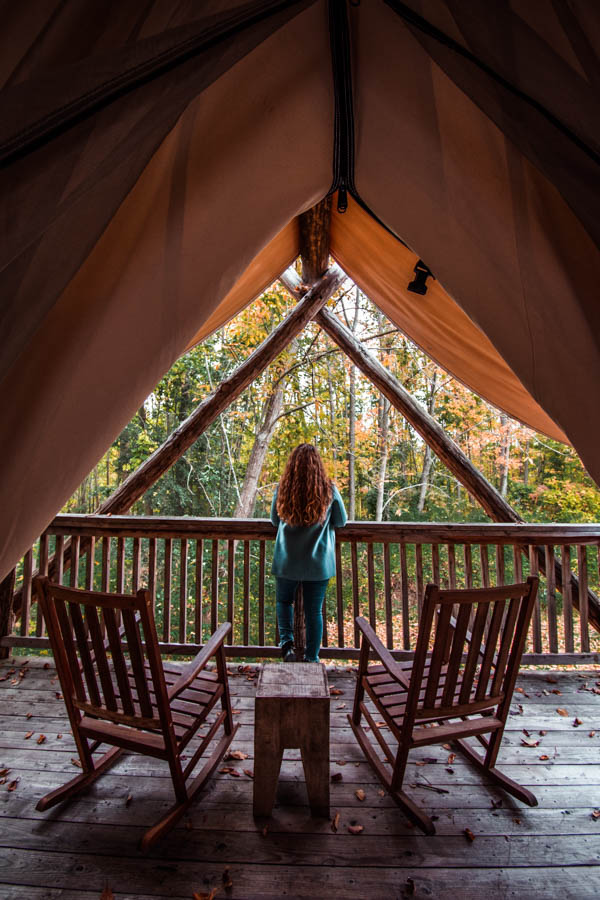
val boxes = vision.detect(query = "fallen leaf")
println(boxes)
[43,662,50,670]
[329,688,343,696]
[355,789,366,801]
[539,754,550,761]
[125,794,133,807]
[331,812,340,833]
[261,824,269,837]
[232,709,242,716]
[377,789,385,798]
[336,759,347,766]
[556,708,569,717]
[551,689,562,695]
[0,768,8,778]
[192,889,217,900]
[464,828,475,842]
[590,731,596,738]
[573,718,583,727]
[515,687,524,694]
[36,734,46,745]
[7,780,18,792]
[520,737,540,747]
[331,772,343,783]
[226,749,249,760]
[56,734,62,740]
[513,817,522,825]
[335,703,347,709]
[539,730,547,736]
[243,769,254,779]
[100,888,115,900]
[24,731,33,740]
[491,799,502,809]
[592,810,600,820]
[522,728,531,737]
[222,867,233,890]
[447,753,456,765]
[442,743,452,750]
[446,767,455,774]
[347,824,364,835]
[71,758,82,768]
[26,712,32,719]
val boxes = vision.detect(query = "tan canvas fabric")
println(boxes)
[330,200,568,442]
[0,1,599,581]
[0,2,332,580]
[184,220,299,351]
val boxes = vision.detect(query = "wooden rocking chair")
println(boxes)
[350,577,539,834]
[33,576,238,850]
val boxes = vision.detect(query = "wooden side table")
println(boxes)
[253,662,330,818]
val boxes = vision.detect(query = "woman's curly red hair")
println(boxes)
[276,444,333,526]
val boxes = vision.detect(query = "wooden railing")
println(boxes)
[3,515,600,664]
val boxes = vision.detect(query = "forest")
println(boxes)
[64,273,600,526]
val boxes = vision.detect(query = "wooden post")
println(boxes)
[299,196,332,283]
[0,569,16,660]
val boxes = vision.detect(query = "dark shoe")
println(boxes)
[281,641,296,663]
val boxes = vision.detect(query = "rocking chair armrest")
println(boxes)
[168,622,232,699]
[356,617,411,689]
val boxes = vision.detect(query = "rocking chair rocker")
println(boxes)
[33,576,238,850]
[350,577,539,834]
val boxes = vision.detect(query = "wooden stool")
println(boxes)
[253,662,330,818]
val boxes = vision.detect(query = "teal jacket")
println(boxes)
[270,485,348,581]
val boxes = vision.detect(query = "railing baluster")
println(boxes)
[561,545,574,652]
[480,544,490,587]
[259,540,265,646]
[148,537,157,613]
[513,544,522,582]
[211,540,219,633]
[101,537,111,591]
[545,545,558,653]
[243,540,250,647]
[163,537,172,643]
[132,537,141,592]
[195,539,203,644]
[400,543,410,650]
[529,545,542,652]
[464,543,473,588]
[367,543,376,630]
[227,540,235,644]
[447,544,456,589]
[384,542,392,649]
[335,541,344,648]
[431,542,440,585]
[56,535,65,585]
[351,541,360,647]
[20,549,33,638]
[179,538,188,644]
[496,544,505,586]
[577,545,589,653]
[36,534,49,636]
[84,536,93,590]
[415,543,424,615]
[116,537,125,593]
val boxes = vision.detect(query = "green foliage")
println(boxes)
[63,281,600,524]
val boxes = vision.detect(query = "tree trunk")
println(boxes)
[347,288,360,519]
[375,397,390,521]
[234,386,284,518]
[417,371,438,514]
[500,413,510,497]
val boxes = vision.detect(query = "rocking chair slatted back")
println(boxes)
[33,576,237,850]
[409,579,538,725]
[350,577,539,836]
[38,579,164,731]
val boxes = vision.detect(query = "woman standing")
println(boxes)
[270,443,347,663]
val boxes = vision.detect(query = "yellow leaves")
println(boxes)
[331,812,340,833]
[355,789,366,802]
[556,708,569,717]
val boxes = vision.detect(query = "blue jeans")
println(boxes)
[276,577,328,663]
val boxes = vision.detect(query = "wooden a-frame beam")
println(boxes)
[279,271,600,633]
[10,265,346,616]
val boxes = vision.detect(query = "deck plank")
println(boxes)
[0,658,598,899]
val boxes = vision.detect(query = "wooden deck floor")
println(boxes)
[0,657,599,899]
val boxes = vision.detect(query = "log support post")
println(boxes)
[0,569,16,659]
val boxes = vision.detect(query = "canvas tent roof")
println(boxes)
[1,0,599,581]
